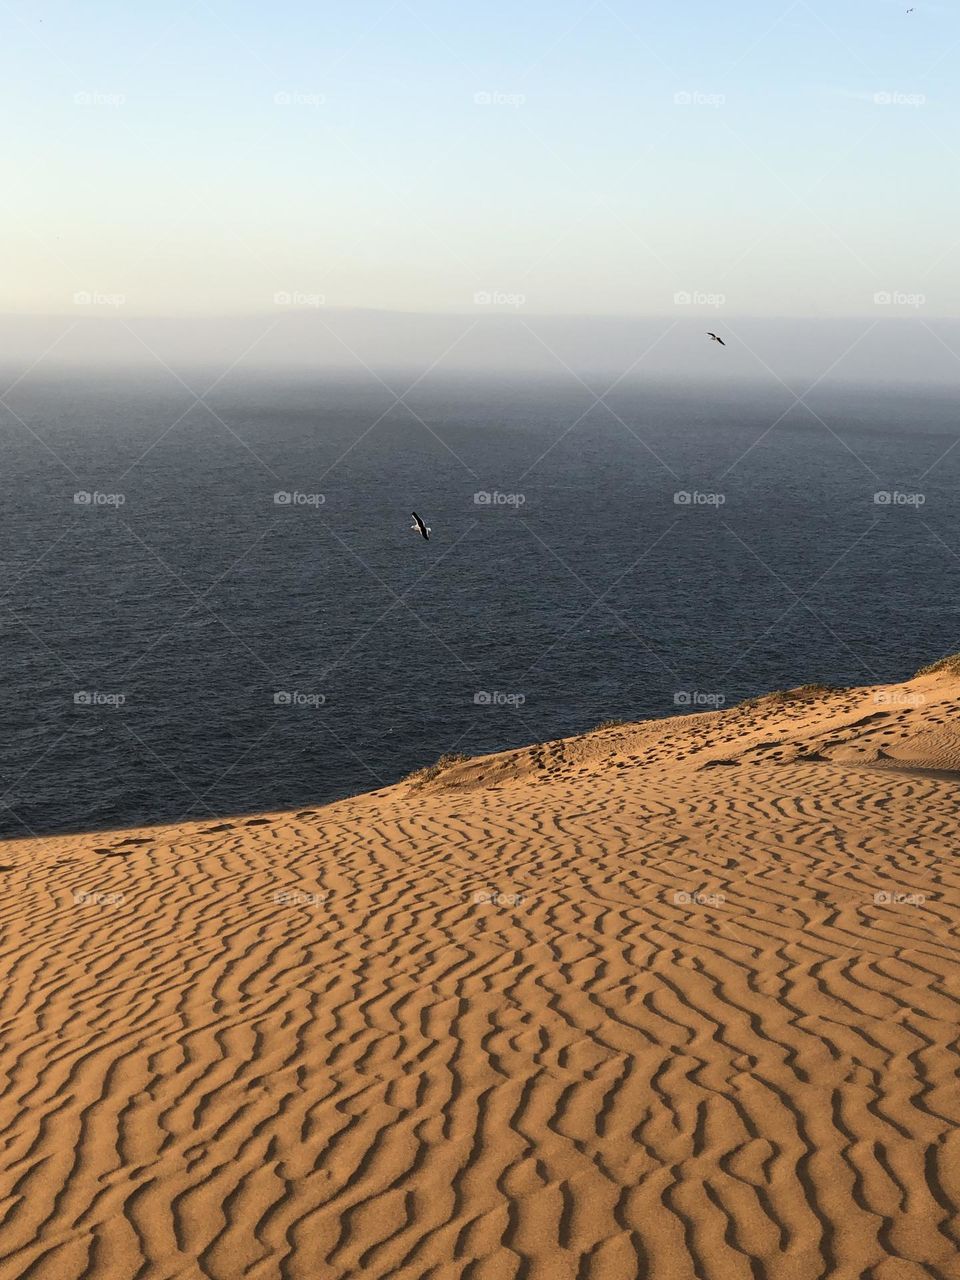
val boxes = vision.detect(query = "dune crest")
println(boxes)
[2,669,959,1278]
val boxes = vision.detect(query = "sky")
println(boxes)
[2,0,959,321]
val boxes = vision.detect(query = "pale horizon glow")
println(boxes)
[2,0,959,321]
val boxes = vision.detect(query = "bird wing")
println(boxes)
[411,511,427,536]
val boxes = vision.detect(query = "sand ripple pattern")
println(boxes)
[1,673,959,1278]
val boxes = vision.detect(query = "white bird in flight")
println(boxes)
[706,332,726,346]
[410,511,432,540]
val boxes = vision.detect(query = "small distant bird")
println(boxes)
[410,511,431,540]
[707,332,726,346]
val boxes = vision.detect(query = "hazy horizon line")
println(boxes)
[6,308,960,323]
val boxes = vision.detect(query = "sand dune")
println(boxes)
[2,667,960,1278]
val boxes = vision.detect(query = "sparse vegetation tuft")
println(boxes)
[406,752,470,787]
[737,683,837,712]
[916,654,960,678]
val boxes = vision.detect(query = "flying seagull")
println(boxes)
[707,332,726,346]
[410,511,431,540]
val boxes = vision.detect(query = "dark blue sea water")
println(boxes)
[3,369,959,839]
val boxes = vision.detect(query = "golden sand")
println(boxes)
[2,670,959,1278]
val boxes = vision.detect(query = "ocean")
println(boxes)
[3,368,958,838]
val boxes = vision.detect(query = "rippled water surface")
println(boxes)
[3,370,958,837]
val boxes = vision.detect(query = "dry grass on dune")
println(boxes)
[404,751,471,787]
[1,668,960,1278]
[916,651,960,677]
[733,681,839,712]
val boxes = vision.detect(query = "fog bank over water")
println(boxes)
[2,311,958,389]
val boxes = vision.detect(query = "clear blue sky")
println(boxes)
[2,0,958,316]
